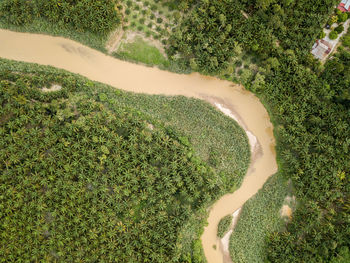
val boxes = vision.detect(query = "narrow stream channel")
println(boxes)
[0,29,278,263]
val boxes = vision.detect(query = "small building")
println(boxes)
[311,39,332,60]
[338,0,350,12]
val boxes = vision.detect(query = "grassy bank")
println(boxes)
[0,58,250,262]
[0,19,108,53]
[229,174,288,263]
[114,36,170,68]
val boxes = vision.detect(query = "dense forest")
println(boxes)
[0,67,239,262]
[262,54,350,262]
[167,0,337,72]
[168,0,350,262]
[0,0,120,35]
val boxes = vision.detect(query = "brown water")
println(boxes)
[0,29,278,263]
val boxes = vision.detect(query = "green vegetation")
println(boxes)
[335,24,344,34]
[0,0,120,36]
[330,247,350,263]
[0,58,250,262]
[115,36,169,67]
[342,31,350,47]
[1,0,350,262]
[166,0,350,262]
[328,14,339,26]
[322,48,350,105]
[167,0,336,73]
[0,18,108,52]
[329,30,339,40]
[229,174,288,263]
[0,0,122,52]
[217,214,232,238]
[119,0,179,43]
[338,12,348,23]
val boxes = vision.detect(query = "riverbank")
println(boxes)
[0,29,277,263]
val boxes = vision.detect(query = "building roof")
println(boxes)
[346,1,350,9]
[338,0,350,11]
[311,40,332,60]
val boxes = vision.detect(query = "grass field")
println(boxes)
[115,36,169,67]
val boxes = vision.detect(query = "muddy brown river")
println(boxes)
[0,29,277,263]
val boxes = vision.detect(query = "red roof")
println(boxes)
[338,3,348,12]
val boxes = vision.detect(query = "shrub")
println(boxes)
[125,8,131,15]
[126,0,133,7]
[335,24,344,34]
[139,18,145,24]
[342,34,350,47]
[157,17,163,23]
[320,31,326,39]
[1,68,244,262]
[147,22,153,28]
[150,14,155,20]
[329,30,339,40]
[329,15,338,25]
[338,12,348,23]
[151,4,157,11]
[137,25,143,31]
[217,215,232,238]
[0,0,34,25]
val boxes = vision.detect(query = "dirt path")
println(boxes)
[0,29,278,263]
[105,27,124,54]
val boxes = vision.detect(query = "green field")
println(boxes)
[115,36,169,67]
